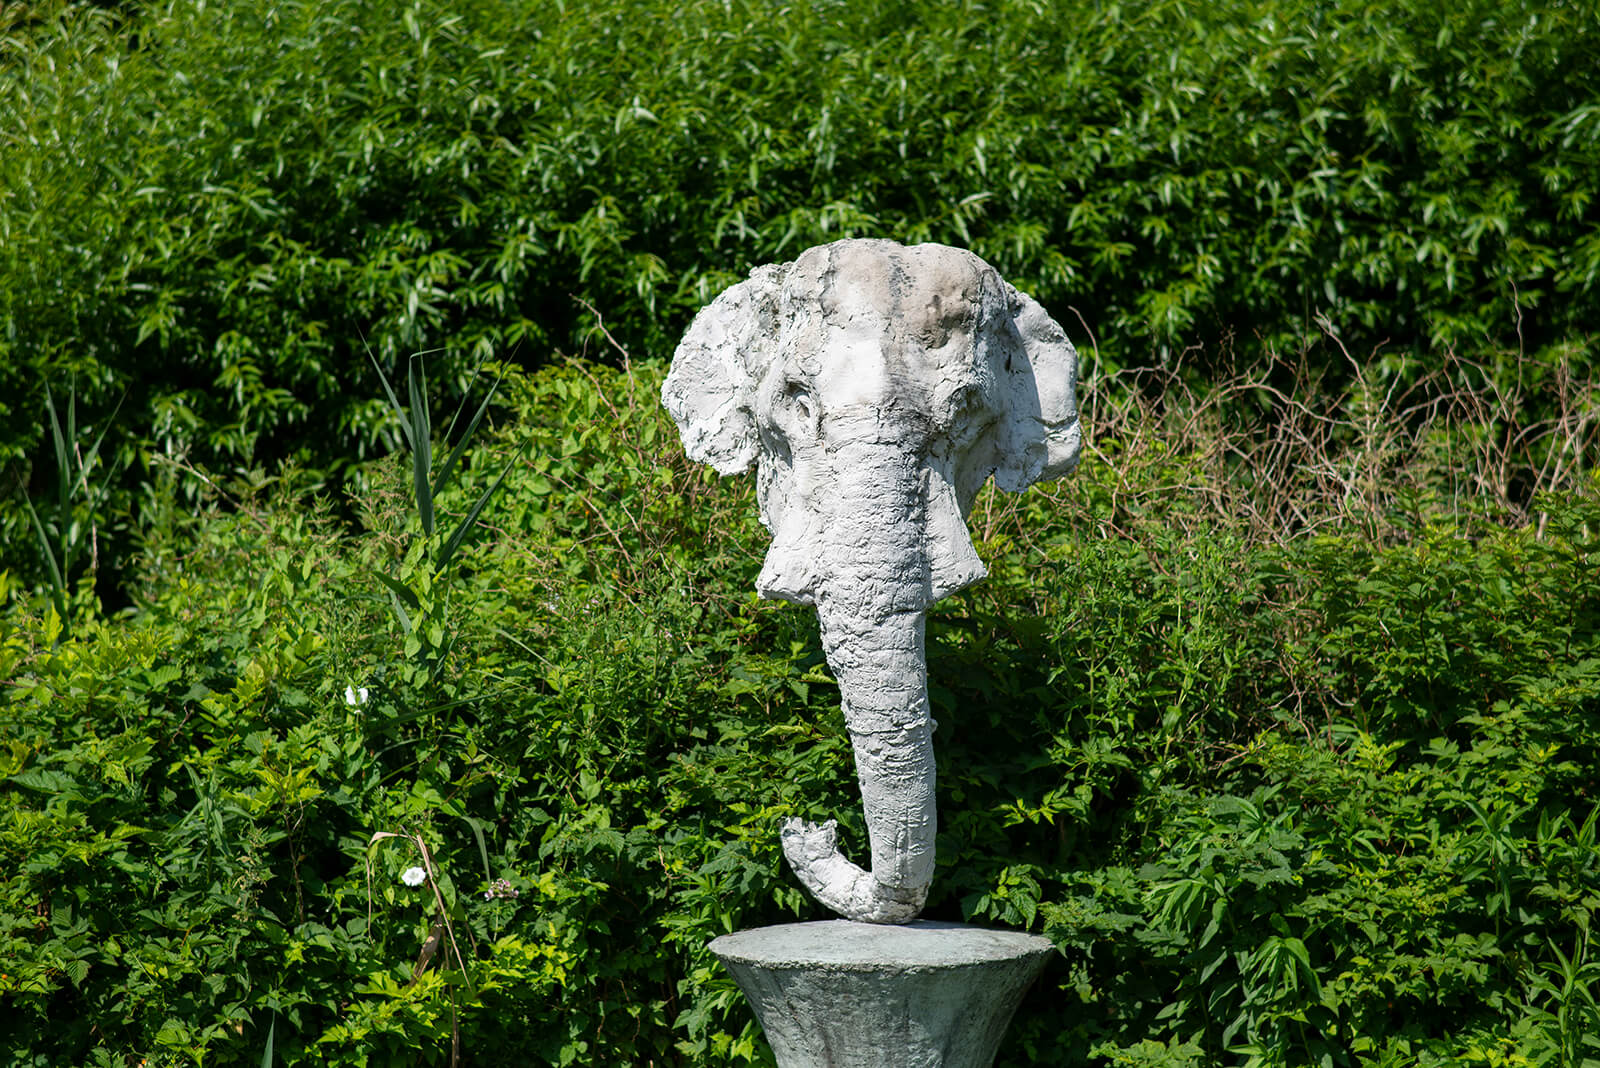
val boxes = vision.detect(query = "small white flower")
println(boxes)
[401,866,427,887]
[344,685,370,707]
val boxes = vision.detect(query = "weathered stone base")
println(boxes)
[708,920,1053,1068]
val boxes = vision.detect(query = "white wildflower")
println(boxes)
[344,685,370,706]
[401,866,427,887]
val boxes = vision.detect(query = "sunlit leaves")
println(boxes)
[5,0,1600,565]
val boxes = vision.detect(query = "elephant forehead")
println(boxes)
[791,240,987,341]
[894,245,988,346]
[782,242,993,414]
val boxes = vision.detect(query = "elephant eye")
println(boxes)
[945,384,984,421]
[782,381,818,433]
[941,383,994,445]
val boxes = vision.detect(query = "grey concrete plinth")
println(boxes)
[708,920,1053,1068]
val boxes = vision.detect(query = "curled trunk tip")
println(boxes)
[781,818,929,924]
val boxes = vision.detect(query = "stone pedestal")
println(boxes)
[708,920,1053,1068]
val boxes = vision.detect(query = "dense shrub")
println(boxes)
[5,0,1600,590]
[2,360,1596,1065]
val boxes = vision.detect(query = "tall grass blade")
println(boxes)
[437,442,527,573]
[17,488,65,622]
[366,349,417,455]
[75,391,127,497]
[431,372,504,504]
[258,1015,275,1068]
[406,354,435,537]
[45,385,69,546]
[373,572,419,633]
[465,816,491,884]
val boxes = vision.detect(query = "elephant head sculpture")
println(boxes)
[663,239,1082,923]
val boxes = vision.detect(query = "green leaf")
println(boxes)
[16,484,65,618]
[45,383,70,522]
[465,816,491,885]
[437,439,528,574]
[431,370,503,505]
[406,353,435,538]
[373,571,420,634]
[259,1015,275,1068]
[366,346,416,456]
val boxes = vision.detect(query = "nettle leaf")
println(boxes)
[10,769,80,794]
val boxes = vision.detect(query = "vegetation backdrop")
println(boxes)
[3,0,1599,574]
[1,0,1598,1065]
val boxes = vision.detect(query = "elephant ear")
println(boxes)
[662,264,788,475]
[988,282,1083,493]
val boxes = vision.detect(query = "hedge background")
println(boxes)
[4,0,1599,594]
[3,1,1599,1064]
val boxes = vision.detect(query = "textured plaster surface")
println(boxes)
[664,240,1081,923]
[709,921,1054,1067]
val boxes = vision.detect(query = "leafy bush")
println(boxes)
[5,0,1600,590]
[2,357,1597,1065]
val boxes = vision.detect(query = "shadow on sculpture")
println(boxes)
[664,239,1082,1065]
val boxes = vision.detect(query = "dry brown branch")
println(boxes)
[1057,334,1596,547]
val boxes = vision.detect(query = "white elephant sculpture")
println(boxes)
[663,239,1082,923]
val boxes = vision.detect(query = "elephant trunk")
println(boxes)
[778,435,949,923]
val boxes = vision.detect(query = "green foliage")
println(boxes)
[365,350,523,686]
[4,0,1600,591]
[4,2,1597,1059]
[2,359,1597,1065]
[8,382,124,632]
